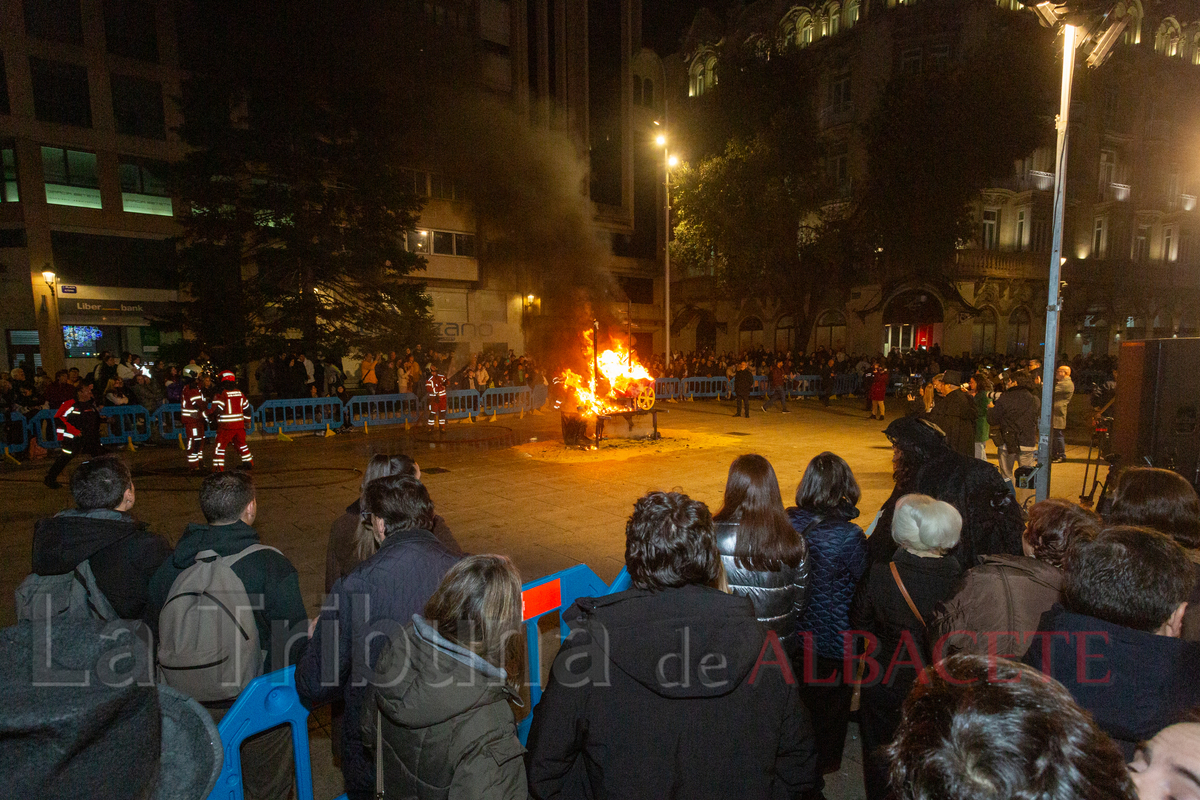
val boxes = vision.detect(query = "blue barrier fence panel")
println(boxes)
[345,393,420,426]
[751,376,768,398]
[480,386,531,416]
[28,408,62,449]
[100,405,152,445]
[4,411,29,454]
[446,390,480,421]
[654,377,679,401]
[683,376,732,399]
[256,398,344,433]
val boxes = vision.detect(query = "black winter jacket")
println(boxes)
[525,584,820,800]
[787,506,868,661]
[1024,604,1200,759]
[988,386,1041,449]
[927,388,976,457]
[715,522,810,658]
[297,528,461,800]
[733,367,755,396]
[32,510,172,624]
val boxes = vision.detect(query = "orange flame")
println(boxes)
[560,330,654,416]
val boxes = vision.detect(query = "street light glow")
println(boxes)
[42,270,55,286]
[667,155,678,168]
[656,134,666,147]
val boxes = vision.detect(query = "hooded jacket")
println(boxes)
[147,520,309,671]
[787,505,868,661]
[929,554,1063,659]
[362,616,527,800]
[715,522,810,659]
[525,584,820,800]
[31,509,172,624]
[1024,604,1200,758]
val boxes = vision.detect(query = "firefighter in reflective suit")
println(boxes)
[209,370,253,471]
[425,365,448,433]
[43,380,103,489]
[180,365,210,471]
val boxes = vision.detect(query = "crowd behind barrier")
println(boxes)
[207,564,632,800]
[2,371,874,453]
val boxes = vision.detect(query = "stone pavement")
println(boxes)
[0,396,1102,799]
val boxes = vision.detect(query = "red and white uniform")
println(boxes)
[180,382,208,466]
[209,373,252,471]
[425,371,447,430]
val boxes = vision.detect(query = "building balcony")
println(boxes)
[954,248,1048,279]
[819,102,855,129]
[1098,182,1131,202]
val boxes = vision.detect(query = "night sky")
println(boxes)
[643,0,739,55]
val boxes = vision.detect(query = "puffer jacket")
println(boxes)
[786,505,868,661]
[715,522,809,658]
[363,616,526,800]
[929,554,1063,659]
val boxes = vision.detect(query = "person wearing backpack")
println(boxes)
[296,474,461,800]
[148,471,309,800]
[23,455,171,624]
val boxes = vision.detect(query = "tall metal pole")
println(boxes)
[663,99,672,369]
[1035,24,1077,502]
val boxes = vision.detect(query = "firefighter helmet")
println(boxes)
[217,370,236,383]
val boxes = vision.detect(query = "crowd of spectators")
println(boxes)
[9,412,1199,799]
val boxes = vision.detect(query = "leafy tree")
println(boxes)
[670,47,846,345]
[173,1,437,366]
[859,4,1054,286]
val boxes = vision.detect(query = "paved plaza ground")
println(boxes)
[0,395,1101,799]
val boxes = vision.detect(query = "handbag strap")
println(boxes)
[890,562,926,628]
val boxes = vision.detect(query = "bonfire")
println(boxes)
[559,330,656,416]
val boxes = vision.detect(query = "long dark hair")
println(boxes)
[714,454,805,571]
[1107,466,1200,549]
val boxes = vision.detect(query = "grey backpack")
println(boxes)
[15,561,118,622]
[156,545,280,703]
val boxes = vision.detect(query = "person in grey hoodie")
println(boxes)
[363,555,527,800]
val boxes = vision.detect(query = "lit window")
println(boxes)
[1,142,18,203]
[1093,217,1108,259]
[119,158,172,215]
[982,208,999,249]
[42,146,101,208]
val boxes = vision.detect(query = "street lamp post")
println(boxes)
[656,128,676,368]
[1034,23,1078,501]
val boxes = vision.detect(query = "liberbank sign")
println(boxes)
[58,295,177,324]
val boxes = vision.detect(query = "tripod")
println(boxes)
[1079,410,1117,513]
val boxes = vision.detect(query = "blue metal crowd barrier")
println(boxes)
[153,403,255,441]
[99,405,153,445]
[344,392,421,426]
[257,397,343,434]
[480,386,531,416]
[28,407,62,449]
[683,376,732,399]
[3,411,29,455]
[446,389,480,421]
[781,373,862,398]
[208,564,633,800]
[751,376,769,398]
[654,377,680,401]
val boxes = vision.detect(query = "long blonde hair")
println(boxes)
[423,555,525,690]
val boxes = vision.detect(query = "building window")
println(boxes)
[689,54,717,97]
[1008,307,1031,356]
[829,71,851,110]
[103,0,159,62]
[1133,225,1149,261]
[110,74,165,139]
[828,140,850,195]
[738,317,764,351]
[119,158,171,215]
[1093,217,1108,259]
[29,58,92,128]
[775,315,796,352]
[42,146,101,209]
[1,142,17,202]
[25,0,84,45]
[800,20,814,46]
[404,169,429,196]
[982,208,999,249]
[883,324,914,355]
[430,171,456,201]
[1155,19,1181,56]
[1032,219,1050,252]
[1099,149,1115,200]
[407,229,476,257]
[846,0,860,27]
[971,309,998,354]
[0,54,9,117]
[815,310,846,350]
[1015,208,1027,250]
[828,4,841,35]
[643,78,654,107]
[1180,230,1193,264]
[1164,226,1176,262]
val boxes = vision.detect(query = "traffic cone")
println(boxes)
[276,426,293,442]
[325,423,332,437]
[364,419,369,435]
[404,418,411,431]
[519,407,525,420]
